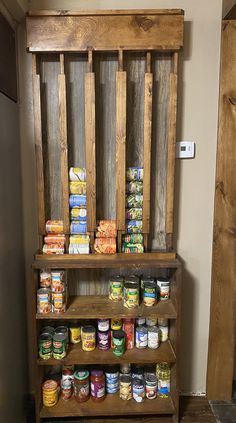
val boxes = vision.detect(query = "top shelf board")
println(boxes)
[26,10,184,52]
[33,252,179,269]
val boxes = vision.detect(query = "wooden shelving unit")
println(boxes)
[27,8,184,423]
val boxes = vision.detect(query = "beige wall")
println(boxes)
[22,0,222,393]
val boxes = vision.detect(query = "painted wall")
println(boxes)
[22,0,222,393]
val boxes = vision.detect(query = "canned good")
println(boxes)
[126,181,143,194]
[91,370,105,402]
[143,280,157,307]
[46,220,64,234]
[38,333,52,360]
[69,181,86,195]
[69,194,86,207]
[145,374,157,399]
[74,370,90,402]
[157,363,170,397]
[126,194,143,208]
[123,233,144,244]
[51,270,65,293]
[96,220,117,238]
[123,318,134,349]
[136,317,146,326]
[69,167,86,182]
[157,277,170,301]
[122,243,144,253]
[126,167,143,182]
[120,374,132,400]
[113,330,125,357]
[52,291,66,313]
[147,326,160,349]
[53,333,67,359]
[42,244,64,254]
[41,326,55,336]
[70,207,87,221]
[123,277,139,309]
[94,238,116,254]
[105,366,119,394]
[61,378,72,400]
[136,326,147,349]
[71,221,87,234]
[69,324,81,344]
[132,378,145,403]
[111,319,122,330]
[146,317,158,327]
[140,276,155,299]
[98,319,109,332]
[42,380,58,407]
[44,234,66,245]
[158,318,169,342]
[37,288,51,314]
[39,270,51,288]
[98,330,110,350]
[54,326,69,349]
[127,220,143,234]
[126,208,143,220]
[132,365,144,380]
[82,325,96,351]
[120,363,131,374]
[109,276,123,301]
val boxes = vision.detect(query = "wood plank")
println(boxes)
[32,55,45,237]
[166,54,178,249]
[116,71,126,232]
[207,20,236,400]
[26,14,184,52]
[36,295,177,320]
[28,9,185,16]
[58,54,69,235]
[40,395,175,418]
[143,72,153,235]
[85,72,96,231]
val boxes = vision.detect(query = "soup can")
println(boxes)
[123,318,134,349]
[82,325,96,351]
[69,194,86,207]
[126,181,143,194]
[53,333,67,359]
[69,167,86,182]
[126,194,143,208]
[45,220,64,234]
[127,220,143,234]
[132,377,145,403]
[69,181,86,195]
[70,207,87,221]
[42,380,58,407]
[37,288,51,314]
[136,326,147,349]
[157,277,170,301]
[123,276,139,309]
[51,291,66,313]
[39,270,51,288]
[120,374,132,400]
[158,318,169,342]
[109,276,123,301]
[38,333,53,360]
[147,326,160,349]
[126,167,143,182]
[98,319,109,332]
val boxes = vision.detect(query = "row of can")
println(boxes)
[42,220,66,254]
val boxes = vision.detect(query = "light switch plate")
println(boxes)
[176,141,195,158]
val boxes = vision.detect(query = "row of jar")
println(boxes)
[39,318,169,360]
[42,362,171,407]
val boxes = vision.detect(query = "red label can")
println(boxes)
[123,318,135,349]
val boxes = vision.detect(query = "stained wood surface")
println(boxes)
[116,71,126,231]
[207,20,236,400]
[85,72,96,231]
[28,9,184,16]
[143,72,153,235]
[26,14,184,52]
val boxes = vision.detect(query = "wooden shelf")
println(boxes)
[36,295,177,320]
[33,252,179,269]
[37,340,175,365]
[40,394,175,418]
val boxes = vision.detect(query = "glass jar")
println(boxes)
[74,370,90,402]
[90,370,106,402]
[81,325,96,351]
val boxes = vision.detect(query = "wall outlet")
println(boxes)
[176,141,195,158]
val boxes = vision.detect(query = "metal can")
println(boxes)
[136,317,146,326]
[123,277,139,309]
[122,243,144,254]
[81,325,96,351]
[120,374,132,400]
[41,326,55,336]
[61,378,72,400]
[145,374,157,399]
[42,244,64,255]
[127,220,143,234]
[45,220,64,234]
[38,333,53,360]
[42,380,58,407]
[126,194,143,208]
[132,365,144,380]
[126,181,143,194]
[157,277,170,301]
[147,326,160,349]
[54,326,69,349]
[109,276,123,301]
[126,208,143,220]
[51,291,66,313]
[132,378,145,403]
[157,363,170,398]
[120,363,131,375]
[51,270,65,293]
[140,276,155,299]
[98,330,110,350]
[122,233,144,244]
[126,167,143,182]
[98,319,109,332]
[70,207,87,221]
[69,194,86,207]
[143,280,157,307]
[69,324,81,344]
[136,326,147,349]
[39,270,51,288]
[158,318,169,342]
[69,167,86,182]
[70,221,87,234]
[146,317,158,327]
[69,181,86,195]
[37,288,51,314]
[74,370,90,402]
[44,234,66,245]
[123,318,135,349]
[112,330,125,357]
[105,366,119,394]
[111,318,122,330]
[53,333,67,359]
[91,370,105,402]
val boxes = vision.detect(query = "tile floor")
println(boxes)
[210,382,236,423]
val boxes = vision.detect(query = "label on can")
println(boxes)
[147,326,160,349]
[132,378,145,403]
[123,319,134,349]
[126,220,143,234]
[69,195,86,207]
[53,334,66,359]
[52,292,66,313]
[126,208,143,220]
[70,221,87,234]
[40,270,51,288]
[126,194,143,208]
[39,334,52,360]
[124,285,139,309]
[70,326,81,344]
[157,278,170,301]
[70,207,87,221]
[37,289,51,314]
[42,380,58,407]
[126,181,143,194]
[109,277,123,301]
[98,330,110,350]
[136,326,147,349]
[120,375,132,400]
[69,167,86,182]
[81,326,96,351]
[69,181,86,195]
[126,167,143,182]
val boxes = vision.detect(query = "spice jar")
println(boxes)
[74,370,90,402]
[156,277,170,301]
[42,380,58,407]
[81,325,96,351]
[120,374,132,400]
[90,370,105,401]
[112,330,125,357]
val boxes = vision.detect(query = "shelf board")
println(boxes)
[36,295,177,320]
[37,340,175,365]
[33,252,179,269]
[40,393,175,418]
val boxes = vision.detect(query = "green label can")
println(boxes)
[39,333,53,360]
[53,333,67,359]
[109,276,124,301]
[112,330,125,357]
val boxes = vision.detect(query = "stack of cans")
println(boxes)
[42,220,65,254]
[122,167,144,253]
[68,167,90,254]
[94,220,117,254]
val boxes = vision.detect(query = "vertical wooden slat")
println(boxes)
[58,53,70,240]
[32,53,45,248]
[166,52,178,250]
[116,52,126,251]
[85,52,96,239]
[143,52,153,251]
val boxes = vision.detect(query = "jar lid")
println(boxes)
[91,369,104,377]
[42,380,58,391]
[112,329,125,339]
[74,370,89,380]
[39,333,52,341]
[55,326,68,334]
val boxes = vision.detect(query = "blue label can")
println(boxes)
[70,221,87,234]
[69,195,86,207]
